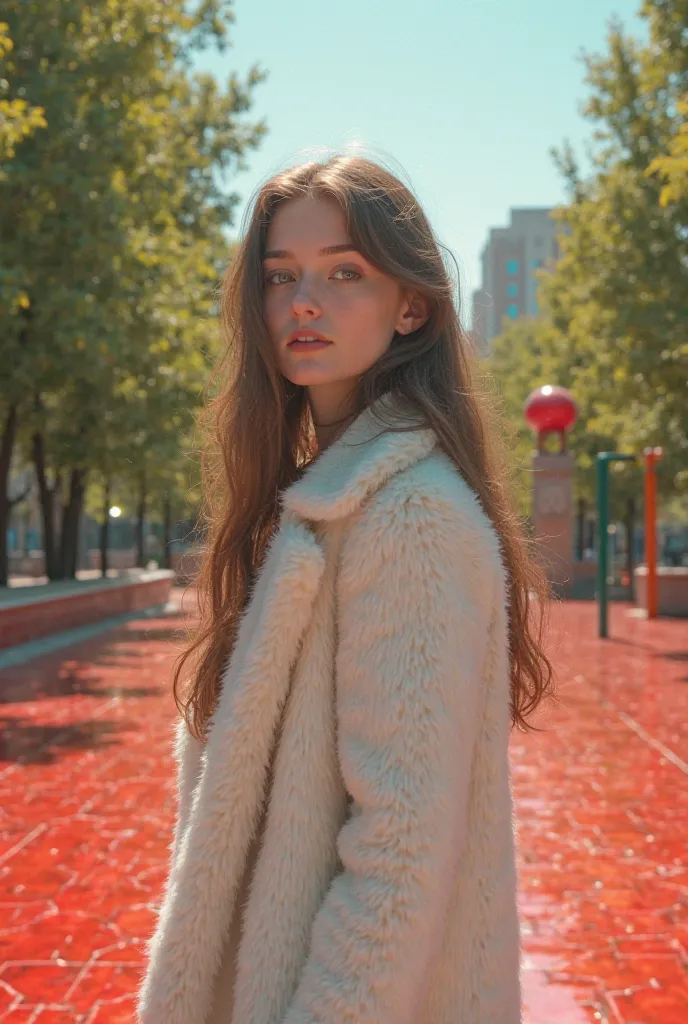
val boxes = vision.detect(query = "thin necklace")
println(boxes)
[312,412,355,429]
[312,412,356,450]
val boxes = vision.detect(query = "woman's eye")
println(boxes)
[264,267,361,286]
[265,270,293,286]
[332,267,362,282]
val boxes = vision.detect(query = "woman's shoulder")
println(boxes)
[365,447,504,577]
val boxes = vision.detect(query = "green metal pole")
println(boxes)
[596,452,636,639]
[597,455,609,638]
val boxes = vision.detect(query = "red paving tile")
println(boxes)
[0,592,686,1023]
[511,602,687,1023]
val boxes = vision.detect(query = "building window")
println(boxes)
[507,283,518,297]
[535,236,543,246]
[531,299,539,316]
[531,258,543,269]
[507,259,519,275]
[507,304,519,319]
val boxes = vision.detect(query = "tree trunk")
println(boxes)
[576,497,586,561]
[136,471,147,569]
[162,491,172,570]
[60,468,86,580]
[100,480,111,578]
[625,497,636,600]
[3,307,34,583]
[0,405,18,586]
[32,431,59,579]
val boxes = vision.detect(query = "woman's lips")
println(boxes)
[287,339,332,352]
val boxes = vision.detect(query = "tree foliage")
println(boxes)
[0,0,265,581]
[0,22,46,162]
[490,0,687,518]
[487,318,642,522]
[648,98,688,207]
[544,0,687,494]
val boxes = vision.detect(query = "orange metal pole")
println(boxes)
[643,446,663,619]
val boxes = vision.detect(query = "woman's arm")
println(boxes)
[282,490,501,1024]
[169,715,204,864]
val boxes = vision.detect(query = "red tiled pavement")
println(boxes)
[513,602,687,1023]
[0,593,686,1023]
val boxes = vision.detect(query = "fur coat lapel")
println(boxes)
[142,516,326,1024]
[138,401,439,1024]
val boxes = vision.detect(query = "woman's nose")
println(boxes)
[291,276,322,317]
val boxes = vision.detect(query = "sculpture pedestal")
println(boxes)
[531,452,574,593]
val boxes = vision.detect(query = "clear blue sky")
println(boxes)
[193,0,645,323]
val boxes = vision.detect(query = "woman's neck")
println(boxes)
[308,383,358,452]
[313,413,356,452]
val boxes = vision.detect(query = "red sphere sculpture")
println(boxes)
[524,385,577,454]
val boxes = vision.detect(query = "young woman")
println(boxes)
[137,155,554,1024]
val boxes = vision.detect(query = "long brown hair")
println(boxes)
[175,154,555,740]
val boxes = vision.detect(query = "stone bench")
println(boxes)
[0,570,175,650]
[634,566,688,617]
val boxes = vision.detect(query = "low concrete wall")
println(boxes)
[0,570,175,650]
[634,567,688,617]
[10,549,139,576]
[8,553,46,578]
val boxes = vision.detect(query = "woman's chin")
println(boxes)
[281,366,339,388]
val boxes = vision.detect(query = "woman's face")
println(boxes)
[262,195,424,423]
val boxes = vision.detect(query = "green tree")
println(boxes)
[488,315,642,563]
[485,319,555,519]
[0,21,46,582]
[648,97,688,207]
[0,0,265,582]
[0,22,45,161]
[541,0,687,500]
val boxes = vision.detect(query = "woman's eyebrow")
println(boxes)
[262,244,361,260]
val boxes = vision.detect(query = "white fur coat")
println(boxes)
[137,401,522,1024]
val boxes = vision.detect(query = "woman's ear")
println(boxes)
[396,291,430,335]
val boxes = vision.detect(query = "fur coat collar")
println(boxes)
[283,398,437,521]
